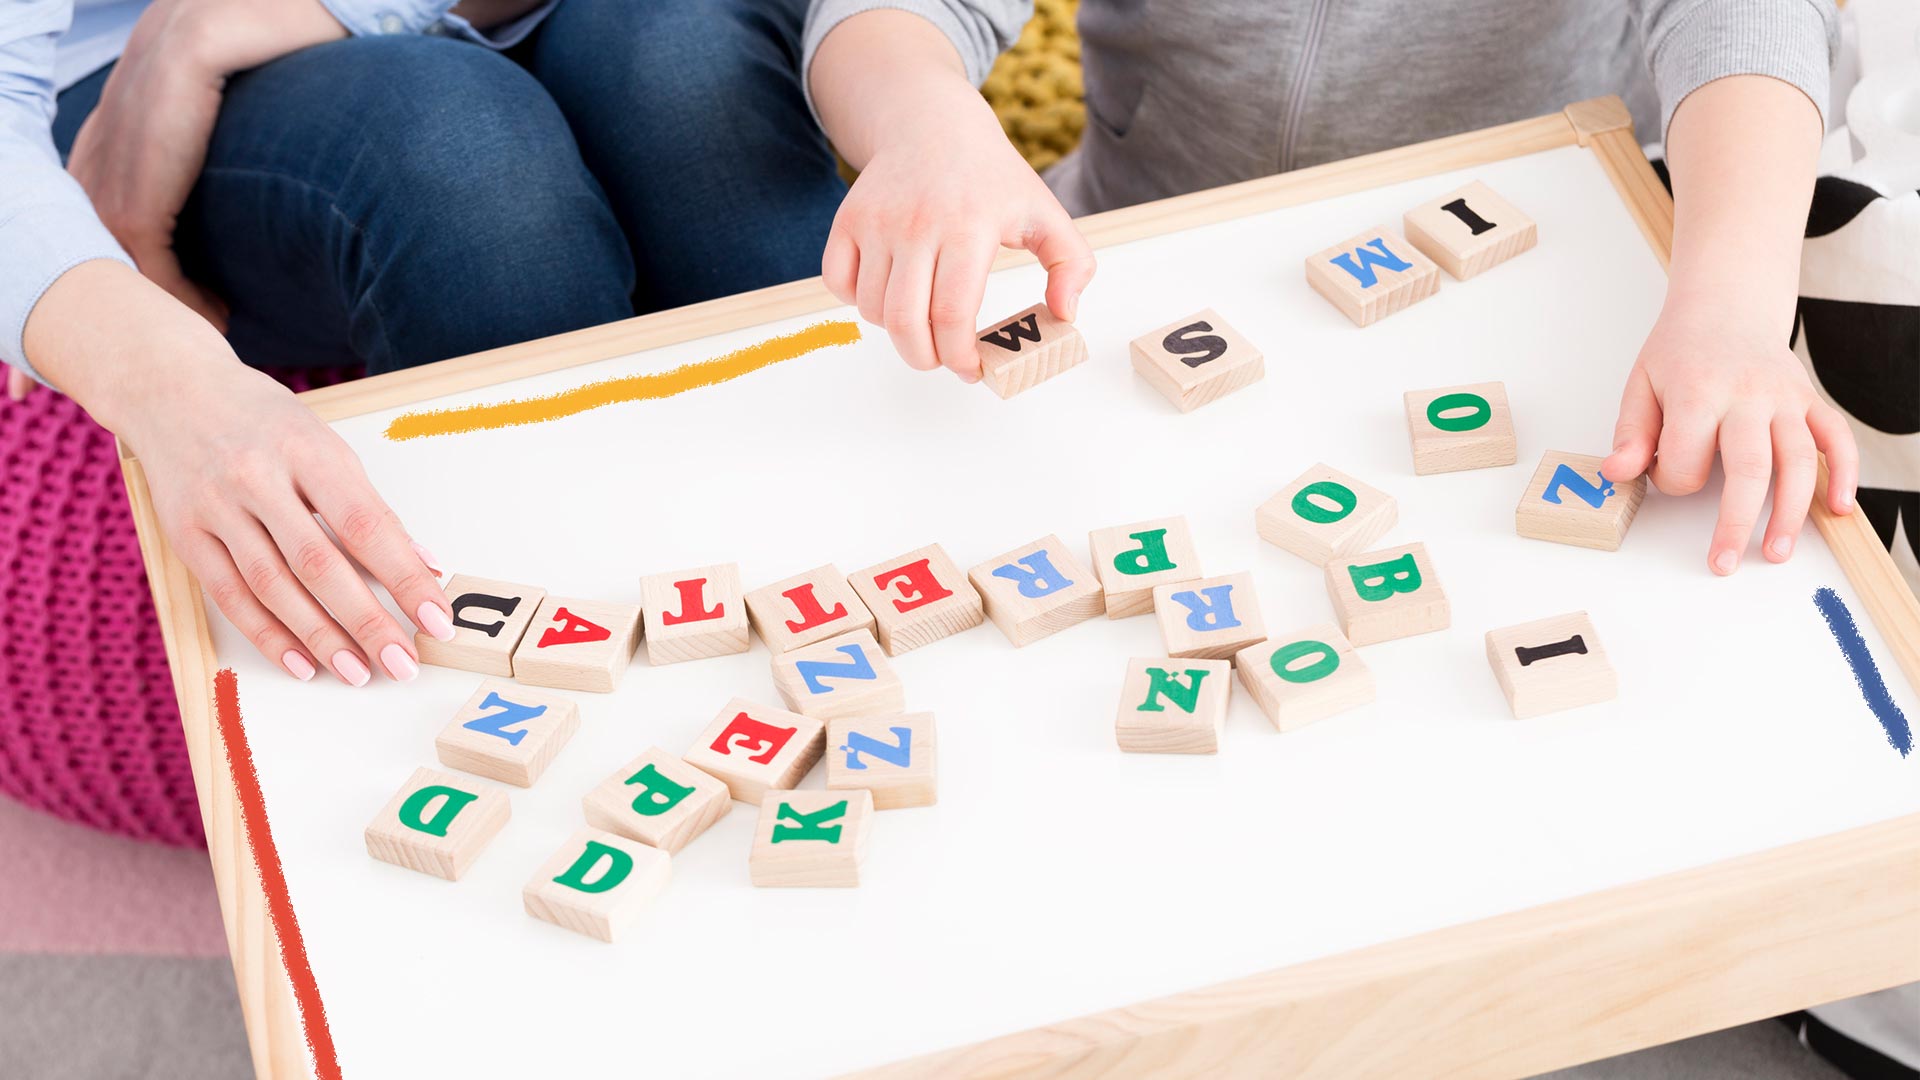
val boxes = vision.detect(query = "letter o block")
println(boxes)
[1256,463,1397,566]
[1236,625,1375,732]
[1325,541,1451,646]
[1403,381,1517,475]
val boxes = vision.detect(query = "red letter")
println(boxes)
[709,712,796,764]
[538,606,611,648]
[782,583,847,634]
[873,559,952,614]
[660,578,723,626]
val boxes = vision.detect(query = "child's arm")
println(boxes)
[1599,74,1858,574]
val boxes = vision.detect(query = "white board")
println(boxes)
[210,143,1920,1078]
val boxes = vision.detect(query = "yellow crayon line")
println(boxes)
[383,319,861,441]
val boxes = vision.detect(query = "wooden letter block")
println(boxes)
[1486,611,1618,720]
[743,564,875,654]
[364,766,510,881]
[1403,381,1517,475]
[749,789,874,888]
[1304,227,1439,327]
[1403,181,1538,281]
[510,596,642,693]
[1256,463,1397,566]
[414,575,546,677]
[975,302,1088,399]
[1129,308,1264,412]
[434,679,580,787]
[1325,541,1450,646]
[682,698,825,804]
[639,563,748,665]
[1115,657,1231,754]
[1088,516,1202,619]
[1152,571,1266,663]
[769,628,906,721]
[582,747,732,853]
[1515,451,1647,552]
[523,828,671,943]
[848,543,984,656]
[967,534,1105,646]
[825,712,937,809]
[1235,625,1375,732]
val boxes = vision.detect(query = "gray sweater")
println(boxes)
[801,0,1837,217]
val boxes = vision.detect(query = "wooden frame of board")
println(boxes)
[120,97,1920,1080]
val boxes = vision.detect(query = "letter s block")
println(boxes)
[1324,541,1451,646]
[364,767,510,881]
[1128,307,1265,413]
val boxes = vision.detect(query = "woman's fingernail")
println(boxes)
[380,643,419,683]
[411,541,445,577]
[1769,535,1794,560]
[417,601,456,642]
[331,650,371,687]
[1712,550,1739,575]
[281,651,316,682]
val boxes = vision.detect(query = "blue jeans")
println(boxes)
[52,0,844,375]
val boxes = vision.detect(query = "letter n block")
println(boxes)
[1256,463,1397,566]
[640,563,749,665]
[743,564,875,654]
[414,574,546,676]
[1088,515,1202,619]
[849,543,984,656]
[1403,181,1537,281]
[682,698,825,804]
[1235,625,1374,732]
[364,767,510,881]
[1485,611,1618,719]
[1115,657,1231,754]
[1403,381,1517,475]
[1515,451,1647,551]
[967,534,1105,646]
[523,828,672,943]
[768,628,906,720]
[749,789,874,887]
[974,302,1087,399]
[1304,227,1438,327]
[510,596,642,693]
[434,679,580,787]
[1152,571,1266,662]
[1129,308,1265,413]
[1325,541,1451,646]
[826,712,937,809]
[583,747,732,853]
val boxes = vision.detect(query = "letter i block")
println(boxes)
[1129,308,1265,413]
[1115,657,1231,754]
[826,712,937,809]
[510,596,642,693]
[583,747,732,853]
[849,543,984,656]
[1152,571,1266,662]
[749,789,874,887]
[639,563,749,665]
[1403,381,1517,475]
[1325,541,1451,646]
[415,574,546,677]
[434,679,580,787]
[364,767,510,881]
[1403,181,1538,281]
[1304,226,1439,327]
[523,828,672,943]
[1516,451,1647,552]
[1485,611,1618,719]
[967,534,1106,646]
[1256,463,1397,566]
[1235,624,1375,732]
[769,628,906,721]
[1088,516,1202,619]
[974,302,1088,399]
[743,564,876,654]
[682,698,826,804]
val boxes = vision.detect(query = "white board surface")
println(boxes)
[210,143,1920,1078]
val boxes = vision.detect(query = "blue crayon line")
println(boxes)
[1812,587,1912,758]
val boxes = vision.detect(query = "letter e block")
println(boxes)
[768,628,906,720]
[1256,463,1396,566]
[1304,227,1439,327]
[583,747,732,853]
[1152,571,1266,662]
[1325,541,1450,646]
[523,828,671,943]
[743,564,875,653]
[415,574,546,676]
[1129,308,1264,412]
[1235,625,1375,732]
[364,767,510,881]
[849,543,984,655]
[749,789,874,887]
[434,679,580,787]
[826,712,937,809]
[1515,451,1647,551]
[1403,381,1517,475]
[1088,516,1202,619]
[510,596,642,693]
[640,563,749,665]
[682,698,825,804]
[1403,181,1537,281]
[974,302,1088,399]
[1115,657,1231,754]
[967,534,1105,646]
[1485,611,1618,719]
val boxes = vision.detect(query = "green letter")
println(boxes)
[398,785,478,838]
[1426,392,1491,432]
[1113,529,1176,576]
[1347,553,1422,602]
[552,840,633,894]
[772,800,848,844]
[1269,640,1339,684]
[1291,481,1355,524]
[624,763,695,818]
[1137,667,1209,713]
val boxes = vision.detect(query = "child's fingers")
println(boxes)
[178,528,320,684]
[1762,415,1818,563]
[929,235,997,376]
[882,248,942,375]
[254,498,418,683]
[821,227,858,305]
[1601,366,1661,482]
[1807,400,1860,514]
[1025,205,1095,323]
[854,244,892,328]
[1647,401,1719,496]
[1708,409,1773,575]
[303,472,453,647]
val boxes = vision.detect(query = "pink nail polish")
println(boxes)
[411,541,445,577]
[281,651,316,682]
[417,601,456,642]
[380,643,419,683]
[1712,550,1739,575]
[331,650,371,687]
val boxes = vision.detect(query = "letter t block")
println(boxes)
[640,563,750,665]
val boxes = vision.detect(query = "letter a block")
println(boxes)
[510,595,642,693]
[848,543,984,656]
[967,534,1105,646]
[1403,381,1517,475]
[743,564,875,654]
[583,747,732,853]
[1403,181,1537,281]
[1235,624,1375,732]
[1256,463,1397,566]
[769,628,906,721]
[640,563,749,665]
[1485,611,1618,719]
[1152,571,1266,662]
[364,767,510,881]
[434,679,580,787]
[1088,516,1202,619]
[415,574,546,677]
[1325,541,1451,646]
[523,828,672,943]
[1516,451,1647,552]
[750,789,874,887]
[1129,308,1265,413]
[682,698,826,804]
[1304,227,1439,327]
[1115,657,1231,754]
[974,301,1088,399]
[826,712,937,810]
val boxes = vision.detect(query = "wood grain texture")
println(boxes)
[1235,625,1375,733]
[1304,226,1440,327]
[1128,308,1265,413]
[1151,572,1266,663]
[968,535,1107,647]
[1114,658,1231,755]
[1088,516,1203,619]
[1255,463,1398,567]
[1404,382,1518,475]
[522,828,672,943]
[975,302,1089,398]
[1403,180,1538,281]
[848,543,986,656]
[1515,451,1647,552]
[825,713,938,810]
[749,789,874,887]
[433,679,580,787]
[581,747,733,853]
[1485,611,1619,720]
[1812,460,1920,696]
[1325,542,1451,647]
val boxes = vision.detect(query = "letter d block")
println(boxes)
[974,302,1088,399]
[1256,463,1397,566]
[849,543,984,656]
[1236,624,1375,732]
[524,828,672,943]
[583,747,732,853]
[1515,451,1647,552]
[434,679,580,787]
[1403,382,1517,475]
[1304,227,1439,327]
[1485,611,1618,719]
[769,628,906,721]
[414,574,546,676]
[1129,307,1265,413]
[968,534,1106,647]
[1088,516,1203,619]
[750,789,874,888]
[365,767,510,881]
[1115,657,1231,754]
[1152,571,1266,662]
[1325,541,1451,646]
[682,698,825,804]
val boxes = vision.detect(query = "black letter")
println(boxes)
[1440,198,1496,236]
[978,314,1043,353]
[450,593,520,637]
[1515,634,1587,667]
[1162,320,1229,369]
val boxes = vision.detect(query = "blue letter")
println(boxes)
[461,692,547,747]
[1328,238,1413,289]
[840,726,913,771]
[1168,585,1241,632]
[1542,464,1615,509]
[991,549,1071,599]
[797,644,876,695]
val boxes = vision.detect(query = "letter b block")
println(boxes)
[1403,382,1517,475]
[1152,571,1267,662]
[974,302,1088,399]
[1235,624,1375,732]
[583,747,732,853]
[364,767,510,881]
[1088,515,1203,619]
[1516,451,1647,551]
[848,543,985,656]
[1115,657,1231,754]
[1485,611,1618,719]
[750,789,874,887]
[434,679,580,787]
[1256,463,1397,566]
[523,828,672,943]
[683,699,826,804]
[414,574,546,676]
[1129,308,1265,412]
[1305,227,1439,327]
[1325,541,1451,646]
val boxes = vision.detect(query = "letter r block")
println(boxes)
[682,698,826,804]
[1115,657,1232,754]
[1485,611,1617,719]
[414,574,546,677]
[967,534,1106,646]
[1324,541,1451,646]
[1515,450,1647,551]
[1128,307,1265,413]
[582,746,733,853]
[1304,226,1439,327]
[1088,515,1203,619]
[364,767,510,881]
[434,679,580,787]
[974,301,1088,399]
[1151,571,1267,663]
[1256,463,1397,566]
[848,543,985,656]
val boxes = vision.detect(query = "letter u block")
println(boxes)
[1304,226,1439,327]
[968,534,1106,646]
[1515,451,1647,551]
[1485,611,1618,719]
[583,747,733,852]
[749,789,874,887]
[414,574,547,676]
[769,628,906,721]
[1115,657,1231,754]
[848,543,984,656]
[974,301,1088,399]
[523,828,672,943]
[1236,624,1374,732]
[364,767,511,881]
[434,679,580,787]
[1256,463,1397,566]
[1152,571,1266,663]
[682,698,826,804]
[1324,541,1451,646]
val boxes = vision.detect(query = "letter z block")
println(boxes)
[826,712,937,809]
[583,747,732,853]
[1129,308,1265,413]
[967,534,1106,646]
[640,563,749,665]
[364,767,510,881]
[1403,181,1537,281]
[1304,227,1439,327]
[1235,624,1375,732]
[1403,381,1517,475]
[1325,541,1451,646]
[1152,571,1266,662]
[1515,451,1647,551]
[974,302,1088,399]
[523,827,672,943]
[434,679,580,787]
[1088,516,1202,619]
[1115,657,1231,754]
[743,564,875,654]
[769,628,906,720]
[682,698,825,804]
[511,595,642,693]
[1485,611,1618,719]
[1256,463,1397,566]
[750,789,874,887]
[415,574,546,676]
[849,543,984,655]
